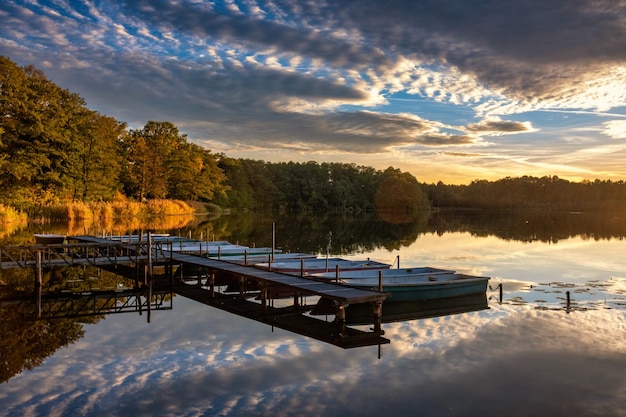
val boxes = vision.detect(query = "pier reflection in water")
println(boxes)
[1,210,626,416]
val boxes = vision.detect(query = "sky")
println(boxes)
[1,0,625,184]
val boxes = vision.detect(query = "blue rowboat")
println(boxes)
[334,272,490,301]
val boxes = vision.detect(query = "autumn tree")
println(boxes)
[0,56,89,207]
[68,112,127,201]
[121,121,225,201]
[167,142,226,201]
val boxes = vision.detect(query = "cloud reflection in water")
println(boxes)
[1,293,625,417]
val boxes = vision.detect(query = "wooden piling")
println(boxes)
[35,250,42,289]
[272,222,276,262]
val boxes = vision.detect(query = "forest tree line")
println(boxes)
[2,55,626,216]
[0,56,427,215]
[425,176,626,211]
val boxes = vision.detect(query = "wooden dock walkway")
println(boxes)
[68,235,390,312]
[0,236,153,269]
[168,252,389,307]
[2,235,391,349]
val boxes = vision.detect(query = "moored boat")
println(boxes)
[312,266,455,281]
[336,272,490,301]
[254,257,391,275]
[225,252,318,265]
[34,233,66,245]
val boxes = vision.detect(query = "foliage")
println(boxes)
[0,204,27,239]
[38,198,195,221]
[215,158,424,213]
[1,57,226,213]
[120,121,226,202]
[374,167,429,213]
[0,56,83,207]
[0,203,26,224]
[425,176,626,211]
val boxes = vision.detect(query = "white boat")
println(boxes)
[225,252,318,265]
[254,257,391,275]
[125,238,280,257]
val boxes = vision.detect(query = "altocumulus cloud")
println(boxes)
[0,0,625,181]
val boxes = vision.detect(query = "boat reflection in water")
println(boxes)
[322,293,490,326]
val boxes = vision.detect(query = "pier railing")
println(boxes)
[0,241,173,270]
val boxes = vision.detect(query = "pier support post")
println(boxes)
[372,301,383,334]
[260,286,268,310]
[335,304,346,336]
[35,250,42,289]
[205,271,215,289]
[293,291,300,308]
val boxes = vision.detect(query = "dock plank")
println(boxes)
[167,252,390,305]
[69,235,390,306]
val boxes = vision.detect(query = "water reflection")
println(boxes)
[4,209,626,250]
[2,210,626,416]
[501,277,626,312]
[1,295,625,416]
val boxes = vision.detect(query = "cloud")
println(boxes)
[443,152,488,158]
[465,117,534,135]
[1,0,625,181]
[3,296,626,416]
[603,120,626,139]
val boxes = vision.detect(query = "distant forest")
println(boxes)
[2,55,626,215]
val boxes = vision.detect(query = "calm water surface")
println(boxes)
[1,211,625,416]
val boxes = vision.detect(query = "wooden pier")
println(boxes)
[1,235,392,349]
[63,236,390,318]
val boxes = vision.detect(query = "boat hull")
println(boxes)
[34,234,66,245]
[313,266,455,280]
[254,258,391,274]
[345,293,490,324]
[343,273,490,301]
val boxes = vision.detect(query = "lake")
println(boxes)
[1,210,626,416]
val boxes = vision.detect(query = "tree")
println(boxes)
[69,112,126,201]
[122,121,226,201]
[0,56,89,208]
[168,142,226,201]
[123,121,182,200]
[373,167,428,212]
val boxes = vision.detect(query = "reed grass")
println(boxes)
[2,198,199,238]
[0,204,28,225]
[0,204,28,239]
[55,198,194,221]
